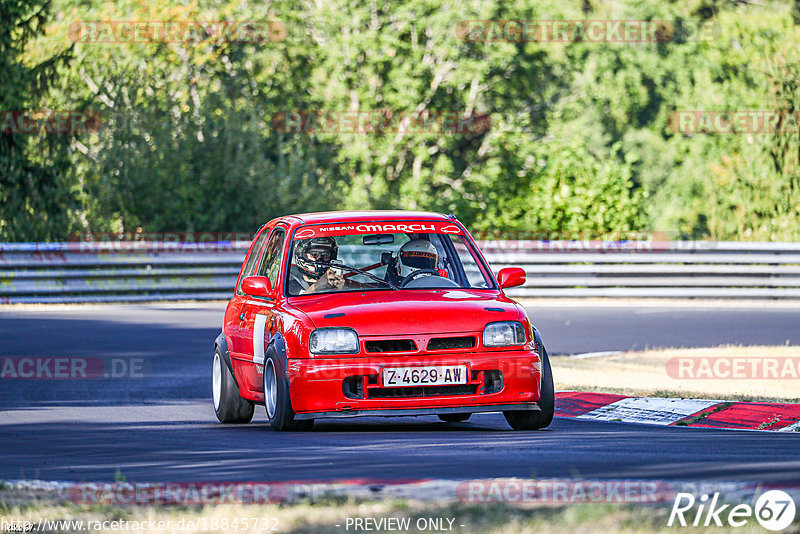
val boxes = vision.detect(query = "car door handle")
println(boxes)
[239,312,246,321]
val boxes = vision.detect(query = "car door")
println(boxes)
[236,225,287,397]
[227,225,272,384]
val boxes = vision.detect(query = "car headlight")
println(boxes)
[483,321,527,347]
[309,328,359,355]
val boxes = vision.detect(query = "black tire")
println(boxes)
[504,340,554,430]
[263,349,314,431]
[213,348,254,424]
[438,413,471,423]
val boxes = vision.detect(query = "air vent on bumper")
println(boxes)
[427,336,476,350]
[483,370,504,394]
[364,339,417,353]
[368,384,479,398]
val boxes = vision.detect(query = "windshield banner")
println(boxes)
[294,222,464,239]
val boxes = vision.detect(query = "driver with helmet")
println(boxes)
[288,237,346,295]
[387,239,442,286]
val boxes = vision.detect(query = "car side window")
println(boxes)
[257,228,286,288]
[446,234,492,289]
[236,227,271,296]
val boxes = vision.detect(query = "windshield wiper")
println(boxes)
[315,261,399,290]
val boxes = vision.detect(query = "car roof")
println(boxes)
[282,210,453,225]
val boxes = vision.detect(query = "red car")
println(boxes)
[212,211,554,431]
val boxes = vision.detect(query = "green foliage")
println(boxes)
[473,138,645,237]
[2,0,800,240]
[49,0,349,233]
[0,0,75,241]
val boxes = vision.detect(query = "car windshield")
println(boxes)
[285,223,494,296]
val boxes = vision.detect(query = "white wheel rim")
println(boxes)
[212,352,222,411]
[265,359,277,419]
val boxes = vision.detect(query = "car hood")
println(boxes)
[287,289,523,335]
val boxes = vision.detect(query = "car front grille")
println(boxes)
[426,336,476,350]
[367,384,479,399]
[364,339,417,353]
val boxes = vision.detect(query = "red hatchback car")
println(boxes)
[212,211,554,431]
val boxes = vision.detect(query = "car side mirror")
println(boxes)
[242,276,274,298]
[497,267,526,289]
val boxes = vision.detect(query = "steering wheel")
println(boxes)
[400,269,442,288]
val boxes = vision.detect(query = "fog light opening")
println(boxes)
[483,370,504,394]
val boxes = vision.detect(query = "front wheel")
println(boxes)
[213,348,254,424]
[504,339,554,430]
[264,351,314,431]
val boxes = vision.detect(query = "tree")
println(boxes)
[0,0,75,240]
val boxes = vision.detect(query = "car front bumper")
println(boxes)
[287,350,542,417]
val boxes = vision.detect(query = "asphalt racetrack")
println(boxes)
[1,302,799,484]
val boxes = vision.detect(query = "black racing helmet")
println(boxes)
[294,237,338,280]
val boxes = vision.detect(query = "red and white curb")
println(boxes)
[555,391,800,431]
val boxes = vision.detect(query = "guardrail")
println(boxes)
[0,241,248,303]
[1,240,799,303]
[481,240,800,299]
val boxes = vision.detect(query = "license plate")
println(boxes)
[382,365,468,387]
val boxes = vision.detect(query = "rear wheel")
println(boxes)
[213,348,254,424]
[264,351,314,431]
[438,413,471,423]
[504,340,554,430]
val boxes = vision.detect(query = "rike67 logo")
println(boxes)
[668,490,796,531]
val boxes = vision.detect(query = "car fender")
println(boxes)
[531,326,547,360]
[531,326,551,383]
[267,332,289,379]
[214,331,238,387]
[531,326,542,351]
